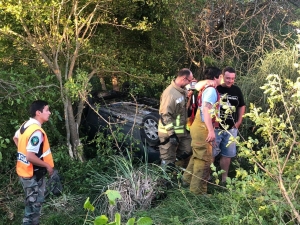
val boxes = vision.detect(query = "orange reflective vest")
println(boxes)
[16,123,54,178]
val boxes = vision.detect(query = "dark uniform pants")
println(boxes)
[182,115,213,195]
[19,175,46,225]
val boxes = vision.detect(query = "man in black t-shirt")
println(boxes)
[213,67,245,184]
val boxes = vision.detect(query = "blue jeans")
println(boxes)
[213,128,238,157]
[19,175,46,225]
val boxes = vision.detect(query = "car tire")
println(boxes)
[141,112,160,146]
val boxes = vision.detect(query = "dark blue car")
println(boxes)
[82,92,161,163]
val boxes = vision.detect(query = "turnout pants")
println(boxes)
[182,112,213,195]
[159,132,192,168]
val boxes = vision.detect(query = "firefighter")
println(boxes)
[158,68,194,170]
[182,67,223,195]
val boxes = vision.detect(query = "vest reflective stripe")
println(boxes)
[176,115,180,126]
[158,128,167,133]
[174,129,185,134]
[158,128,185,134]
[174,125,184,129]
[164,123,174,131]
[174,124,185,134]
[158,112,186,135]
[158,124,185,134]
[16,124,54,178]
[40,148,51,159]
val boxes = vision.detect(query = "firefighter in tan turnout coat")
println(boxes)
[158,68,194,169]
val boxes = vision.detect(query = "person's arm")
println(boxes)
[234,105,246,129]
[186,90,193,110]
[159,94,176,136]
[234,87,246,129]
[203,102,216,142]
[13,129,20,147]
[201,87,218,142]
[26,129,54,176]
[26,152,54,176]
[13,137,18,147]
[195,80,216,91]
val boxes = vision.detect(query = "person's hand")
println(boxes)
[205,130,215,142]
[187,90,193,98]
[233,122,241,129]
[169,133,179,145]
[46,166,54,176]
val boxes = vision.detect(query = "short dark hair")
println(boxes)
[222,66,235,74]
[204,67,222,80]
[177,68,192,77]
[30,100,48,118]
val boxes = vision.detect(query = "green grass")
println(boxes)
[134,188,222,225]
[2,151,297,225]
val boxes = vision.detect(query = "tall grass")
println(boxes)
[88,151,167,222]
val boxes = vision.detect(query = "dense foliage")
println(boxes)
[0,0,300,224]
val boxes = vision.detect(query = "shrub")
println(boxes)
[221,73,300,224]
[84,190,153,225]
[86,152,166,222]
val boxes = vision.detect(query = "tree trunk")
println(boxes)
[99,76,107,91]
[65,97,84,162]
[56,68,84,162]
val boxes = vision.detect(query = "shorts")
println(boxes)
[213,128,238,158]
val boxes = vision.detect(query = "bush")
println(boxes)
[86,152,167,222]
[221,73,300,224]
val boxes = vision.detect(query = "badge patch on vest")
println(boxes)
[31,136,39,146]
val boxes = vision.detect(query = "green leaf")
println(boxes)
[105,190,122,205]
[126,218,136,225]
[94,215,109,225]
[83,197,95,211]
[136,217,153,225]
[254,164,258,174]
[114,213,121,225]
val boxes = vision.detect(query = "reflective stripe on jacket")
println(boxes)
[158,80,188,137]
[16,123,54,178]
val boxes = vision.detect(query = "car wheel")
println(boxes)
[141,112,160,146]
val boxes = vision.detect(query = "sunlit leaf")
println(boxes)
[94,215,108,225]
[136,217,153,225]
[83,197,95,211]
[105,190,122,205]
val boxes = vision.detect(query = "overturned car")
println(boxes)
[81,91,161,163]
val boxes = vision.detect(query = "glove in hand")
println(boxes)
[169,133,179,145]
